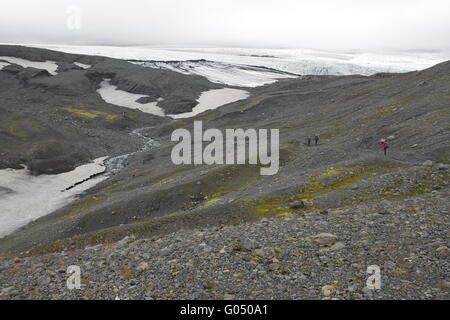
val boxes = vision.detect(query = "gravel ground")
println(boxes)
[1,190,448,300]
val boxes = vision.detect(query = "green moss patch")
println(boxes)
[200,165,260,198]
[0,113,46,141]
[65,195,108,220]
[200,198,223,208]
[243,161,399,218]
[63,107,119,121]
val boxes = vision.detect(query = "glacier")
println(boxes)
[15,44,450,87]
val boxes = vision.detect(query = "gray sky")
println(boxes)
[1,0,449,51]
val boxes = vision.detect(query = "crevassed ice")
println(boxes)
[134,60,296,87]
[169,88,249,119]
[0,56,58,75]
[97,79,165,117]
[22,44,449,76]
[0,157,108,238]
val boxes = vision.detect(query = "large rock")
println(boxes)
[290,200,305,210]
[235,238,256,251]
[330,241,346,251]
[0,286,16,297]
[312,233,338,245]
[321,285,336,296]
[422,160,433,167]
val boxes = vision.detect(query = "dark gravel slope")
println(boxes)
[0,48,449,300]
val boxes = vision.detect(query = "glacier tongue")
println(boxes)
[132,60,296,87]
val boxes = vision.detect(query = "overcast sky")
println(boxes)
[1,0,449,51]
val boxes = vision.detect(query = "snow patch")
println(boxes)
[169,88,249,119]
[0,157,108,238]
[74,62,91,69]
[97,79,165,116]
[0,61,10,70]
[97,79,248,118]
[0,56,58,75]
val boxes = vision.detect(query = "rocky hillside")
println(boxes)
[0,45,219,173]
[0,190,448,300]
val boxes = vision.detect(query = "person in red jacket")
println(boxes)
[379,139,389,156]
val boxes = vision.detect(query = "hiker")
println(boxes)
[307,137,311,146]
[314,135,319,145]
[379,139,389,156]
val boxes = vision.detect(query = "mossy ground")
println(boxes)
[62,102,120,121]
[65,195,108,220]
[0,113,46,141]
[63,107,119,121]
[181,165,260,210]
[242,161,399,218]
[352,167,450,203]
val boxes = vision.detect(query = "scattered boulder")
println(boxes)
[321,285,335,296]
[417,80,427,87]
[224,294,235,300]
[422,160,433,167]
[189,193,207,205]
[235,238,256,251]
[116,235,135,247]
[204,281,220,291]
[289,200,305,210]
[437,281,450,289]
[378,200,393,214]
[136,262,149,272]
[0,286,15,297]
[160,247,172,257]
[330,241,346,251]
[436,246,449,258]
